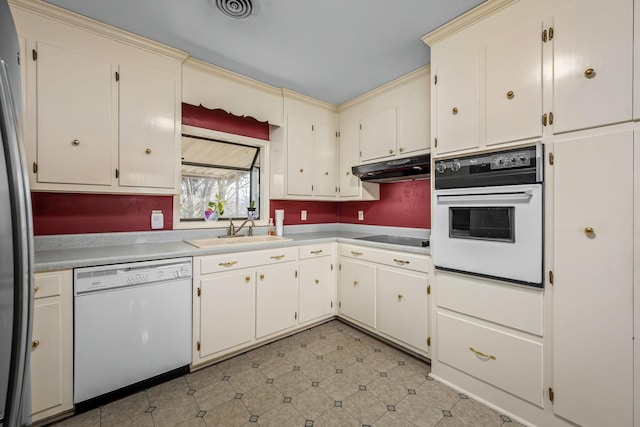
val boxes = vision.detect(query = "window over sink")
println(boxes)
[178,128,268,227]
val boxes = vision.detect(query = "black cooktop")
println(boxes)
[354,235,429,248]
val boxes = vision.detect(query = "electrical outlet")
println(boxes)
[358,210,364,221]
[301,210,307,221]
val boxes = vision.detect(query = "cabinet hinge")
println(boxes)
[295,270,298,278]
[542,113,548,126]
[434,75,437,85]
[32,162,37,174]
[311,124,314,131]
[197,287,201,297]
[434,138,438,148]
[427,285,431,295]
[331,301,333,308]
[311,185,314,191]
[336,131,340,138]
[115,168,119,178]
[359,124,362,130]
[548,27,554,40]
[331,264,334,271]
[549,152,554,166]
[339,264,341,271]
[32,49,37,61]
[294,311,297,320]
[197,341,201,351]
[549,270,554,285]
[549,111,554,125]
[338,301,341,308]
[115,71,120,81]
[549,387,554,402]
[427,337,431,346]
[359,151,362,157]
[542,29,547,42]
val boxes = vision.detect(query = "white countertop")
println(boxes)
[34,227,430,272]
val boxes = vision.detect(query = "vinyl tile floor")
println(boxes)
[51,320,524,427]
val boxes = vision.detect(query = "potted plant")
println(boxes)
[247,200,257,219]
[204,194,225,221]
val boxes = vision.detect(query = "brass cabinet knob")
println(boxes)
[506,90,515,100]
[315,279,320,284]
[389,149,394,154]
[452,107,459,115]
[71,139,80,146]
[245,276,251,283]
[584,68,596,79]
[399,148,404,153]
[397,294,403,301]
[300,168,304,173]
[34,285,39,294]
[353,280,358,286]
[346,172,350,176]
[325,172,329,176]
[260,274,265,280]
[32,340,40,350]
[584,226,595,237]
[145,148,152,154]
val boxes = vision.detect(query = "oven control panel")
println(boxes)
[490,151,530,170]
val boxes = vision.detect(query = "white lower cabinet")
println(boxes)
[338,244,431,357]
[298,252,336,324]
[31,270,73,422]
[377,267,428,351]
[256,263,298,339]
[339,259,377,329]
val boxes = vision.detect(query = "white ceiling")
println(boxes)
[43,0,485,105]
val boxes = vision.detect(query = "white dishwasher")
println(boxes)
[74,258,192,405]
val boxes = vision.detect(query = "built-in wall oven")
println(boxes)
[433,143,544,287]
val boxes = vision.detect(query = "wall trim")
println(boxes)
[421,0,519,46]
[9,0,189,61]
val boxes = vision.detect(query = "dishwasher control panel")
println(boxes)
[74,258,192,294]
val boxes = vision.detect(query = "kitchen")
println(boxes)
[0,0,638,426]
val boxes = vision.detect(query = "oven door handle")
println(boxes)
[436,190,533,204]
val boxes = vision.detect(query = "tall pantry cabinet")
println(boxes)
[424,0,638,426]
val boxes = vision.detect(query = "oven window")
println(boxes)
[449,207,514,242]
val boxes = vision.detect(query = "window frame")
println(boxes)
[174,125,271,230]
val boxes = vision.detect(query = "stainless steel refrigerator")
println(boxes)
[0,0,34,425]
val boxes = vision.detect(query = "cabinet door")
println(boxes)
[433,48,480,155]
[313,122,337,196]
[299,257,335,323]
[31,298,63,416]
[338,120,360,197]
[199,271,254,357]
[256,263,298,338]
[287,113,314,195]
[553,0,632,133]
[359,107,396,161]
[553,130,633,426]
[376,268,428,351]
[486,21,542,145]
[36,42,113,186]
[397,95,430,155]
[118,65,176,189]
[339,259,376,328]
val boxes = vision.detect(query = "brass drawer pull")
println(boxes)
[270,255,286,260]
[469,346,496,360]
[32,340,40,350]
[393,258,410,265]
[219,261,238,267]
[350,251,363,256]
[310,250,323,254]
[584,68,596,79]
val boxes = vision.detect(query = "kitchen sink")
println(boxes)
[185,235,292,248]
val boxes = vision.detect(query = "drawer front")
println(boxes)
[436,271,543,336]
[299,243,334,260]
[200,247,298,274]
[34,271,64,299]
[437,312,543,406]
[340,244,429,273]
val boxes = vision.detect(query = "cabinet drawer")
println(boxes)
[299,243,334,259]
[34,272,64,299]
[340,244,428,273]
[200,247,298,275]
[437,312,543,406]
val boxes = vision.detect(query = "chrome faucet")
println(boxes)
[230,218,254,236]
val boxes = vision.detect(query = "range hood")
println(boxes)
[352,153,431,183]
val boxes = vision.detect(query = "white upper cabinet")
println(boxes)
[433,48,481,154]
[337,119,361,198]
[552,0,633,133]
[35,42,113,186]
[486,21,543,145]
[397,95,430,155]
[12,0,186,194]
[286,113,315,196]
[359,107,397,161]
[118,65,176,189]
[313,122,338,196]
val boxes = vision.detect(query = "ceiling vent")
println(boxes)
[214,0,255,19]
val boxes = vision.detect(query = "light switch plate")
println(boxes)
[301,210,307,221]
[358,210,364,221]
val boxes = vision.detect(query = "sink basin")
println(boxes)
[186,235,292,248]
